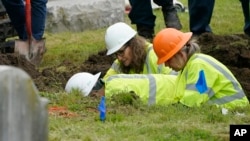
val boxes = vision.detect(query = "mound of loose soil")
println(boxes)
[0,33,250,100]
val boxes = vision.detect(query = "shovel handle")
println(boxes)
[25,0,32,39]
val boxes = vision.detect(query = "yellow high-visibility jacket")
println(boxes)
[105,74,178,105]
[176,53,249,109]
[103,42,176,80]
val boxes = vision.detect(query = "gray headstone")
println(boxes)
[0,65,49,141]
[46,0,125,33]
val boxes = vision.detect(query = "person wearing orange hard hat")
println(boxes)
[153,28,249,110]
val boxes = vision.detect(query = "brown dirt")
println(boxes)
[0,33,250,101]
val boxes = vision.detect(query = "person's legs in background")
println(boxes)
[240,0,250,36]
[29,0,47,66]
[31,0,47,41]
[128,0,155,40]
[2,0,27,40]
[1,0,29,59]
[188,0,215,35]
[154,0,182,30]
[128,0,182,41]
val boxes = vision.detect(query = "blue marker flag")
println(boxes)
[195,70,208,94]
[98,96,106,122]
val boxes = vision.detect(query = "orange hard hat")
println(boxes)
[153,28,192,64]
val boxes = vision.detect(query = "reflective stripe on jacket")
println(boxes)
[103,42,175,80]
[105,74,177,105]
[177,53,249,109]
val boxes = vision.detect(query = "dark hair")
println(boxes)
[119,36,147,73]
[92,79,104,91]
[180,38,200,59]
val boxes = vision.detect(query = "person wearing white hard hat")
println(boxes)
[65,71,179,106]
[103,22,177,81]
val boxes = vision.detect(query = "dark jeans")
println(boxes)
[128,0,172,29]
[240,0,250,36]
[1,0,47,40]
[188,0,215,35]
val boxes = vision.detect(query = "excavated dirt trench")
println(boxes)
[1,33,250,100]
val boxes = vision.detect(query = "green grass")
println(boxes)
[41,0,250,140]
[42,28,106,68]
[45,93,250,141]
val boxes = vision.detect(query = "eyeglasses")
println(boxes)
[115,45,128,57]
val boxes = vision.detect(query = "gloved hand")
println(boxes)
[92,79,105,91]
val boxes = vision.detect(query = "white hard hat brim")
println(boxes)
[85,72,102,96]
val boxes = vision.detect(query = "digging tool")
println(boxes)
[25,0,32,45]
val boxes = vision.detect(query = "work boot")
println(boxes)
[0,40,15,53]
[14,40,30,60]
[162,4,182,30]
[136,25,154,42]
[29,38,47,67]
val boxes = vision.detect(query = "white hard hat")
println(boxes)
[105,22,137,55]
[65,72,101,96]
